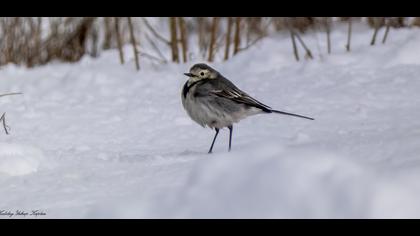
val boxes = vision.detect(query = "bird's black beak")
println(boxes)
[184,73,193,77]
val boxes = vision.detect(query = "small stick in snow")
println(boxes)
[325,18,331,54]
[233,17,241,55]
[0,92,22,134]
[0,92,22,98]
[382,18,391,44]
[169,17,180,63]
[345,18,352,52]
[207,17,219,62]
[0,112,10,135]
[292,30,313,59]
[114,17,125,65]
[290,30,300,61]
[370,17,383,46]
[224,17,233,61]
[178,17,188,63]
[127,17,140,71]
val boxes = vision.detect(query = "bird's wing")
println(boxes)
[210,87,315,120]
[210,85,272,112]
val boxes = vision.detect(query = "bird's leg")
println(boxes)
[208,128,220,154]
[228,125,233,152]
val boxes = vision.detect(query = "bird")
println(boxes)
[181,63,314,154]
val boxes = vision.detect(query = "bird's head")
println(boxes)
[184,63,219,81]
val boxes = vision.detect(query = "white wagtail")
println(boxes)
[182,63,314,153]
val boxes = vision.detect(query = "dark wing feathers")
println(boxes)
[209,79,272,112]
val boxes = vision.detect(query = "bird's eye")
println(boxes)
[200,72,205,76]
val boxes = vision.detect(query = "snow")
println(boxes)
[0,143,45,176]
[2,23,420,218]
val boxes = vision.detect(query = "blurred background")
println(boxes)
[1,17,419,69]
[3,17,420,218]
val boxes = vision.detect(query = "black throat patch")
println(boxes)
[182,80,206,98]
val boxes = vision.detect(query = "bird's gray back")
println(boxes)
[181,77,262,129]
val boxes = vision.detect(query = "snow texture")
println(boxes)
[1,23,420,218]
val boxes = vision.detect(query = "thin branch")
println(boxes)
[233,17,241,55]
[0,112,9,135]
[345,18,352,52]
[0,92,22,98]
[212,34,227,57]
[208,17,219,62]
[224,17,233,61]
[197,17,208,58]
[142,17,170,45]
[0,92,22,134]
[236,18,272,53]
[291,30,299,61]
[284,18,301,61]
[144,33,167,63]
[292,29,313,59]
[114,17,125,64]
[127,17,140,70]
[370,17,382,46]
[382,18,391,44]
[325,18,331,54]
[139,52,167,64]
[178,17,188,63]
[237,34,265,52]
[169,17,179,63]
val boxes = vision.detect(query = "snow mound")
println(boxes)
[0,143,45,176]
[146,145,369,218]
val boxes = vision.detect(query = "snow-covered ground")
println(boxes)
[2,23,420,218]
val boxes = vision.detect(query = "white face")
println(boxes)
[186,64,218,82]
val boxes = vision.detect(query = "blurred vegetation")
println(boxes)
[0,17,418,69]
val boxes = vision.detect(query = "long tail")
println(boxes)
[269,109,314,120]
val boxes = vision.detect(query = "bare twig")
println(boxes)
[382,18,391,44]
[212,35,227,57]
[290,30,299,61]
[233,17,241,55]
[178,17,188,63]
[325,18,331,54]
[114,17,125,64]
[35,17,42,64]
[0,112,9,135]
[224,17,233,61]
[370,28,379,45]
[127,17,140,70]
[102,17,113,50]
[370,17,383,46]
[346,18,352,52]
[90,27,99,58]
[208,17,219,62]
[144,33,167,63]
[292,29,313,59]
[0,92,22,98]
[0,92,22,134]
[237,18,272,53]
[284,18,305,61]
[142,18,171,45]
[139,52,167,64]
[169,17,179,63]
[237,34,265,52]
[197,17,208,58]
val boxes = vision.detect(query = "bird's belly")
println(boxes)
[182,96,257,129]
